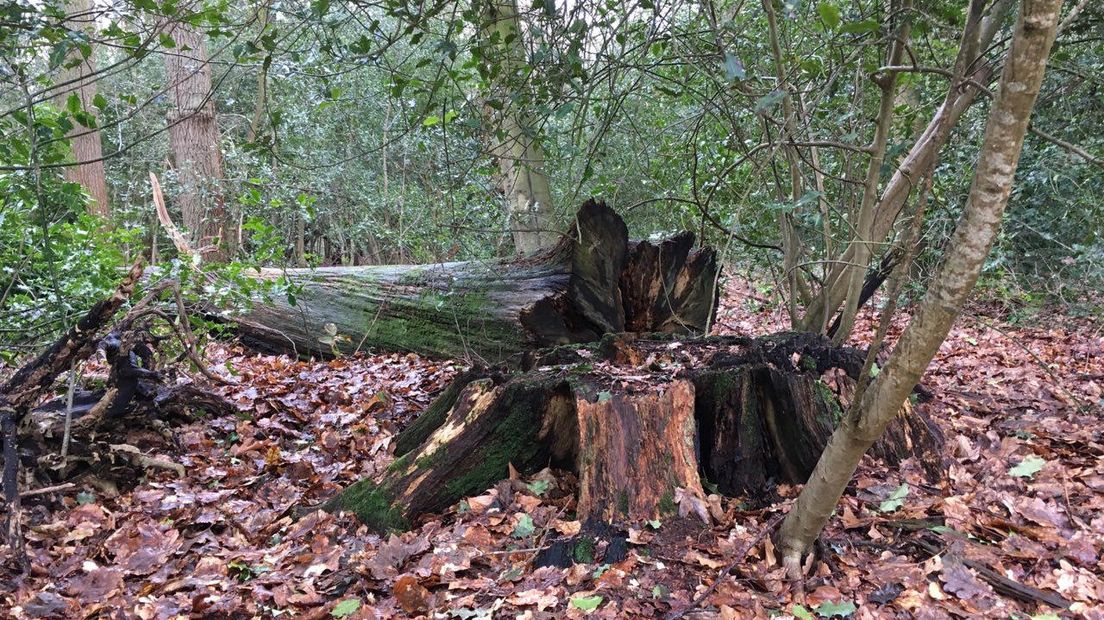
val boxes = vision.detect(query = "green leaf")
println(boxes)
[817,3,841,29]
[597,391,612,403]
[66,93,81,115]
[841,19,879,34]
[815,599,857,617]
[159,32,176,48]
[1009,455,1045,479]
[793,604,816,620]
[527,479,551,496]
[512,513,535,538]
[878,483,909,513]
[570,595,603,611]
[92,93,107,110]
[331,598,361,617]
[444,109,459,123]
[312,0,330,17]
[422,115,440,127]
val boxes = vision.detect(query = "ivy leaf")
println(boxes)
[331,598,361,617]
[570,595,603,611]
[815,599,857,617]
[1009,455,1045,479]
[512,513,535,538]
[817,3,841,29]
[878,483,909,513]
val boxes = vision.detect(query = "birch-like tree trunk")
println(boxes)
[778,0,1064,573]
[55,0,110,218]
[164,22,233,261]
[479,0,557,255]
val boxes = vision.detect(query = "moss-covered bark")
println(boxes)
[233,200,720,361]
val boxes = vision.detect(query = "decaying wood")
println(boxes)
[329,333,943,531]
[232,201,720,361]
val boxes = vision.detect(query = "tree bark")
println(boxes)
[327,333,942,531]
[779,0,1063,573]
[232,201,719,361]
[55,0,110,218]
[164,22,234,261]
[478,0,558,254]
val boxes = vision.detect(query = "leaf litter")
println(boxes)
[1,277,1101,618]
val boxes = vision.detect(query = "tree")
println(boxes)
[163,20,234,261]
[55,0,110,218]
[478,0,558,254]
[777,0,1065,575]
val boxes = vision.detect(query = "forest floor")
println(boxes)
[1,278,1102,619]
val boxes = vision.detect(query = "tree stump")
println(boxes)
[327,333,944,530]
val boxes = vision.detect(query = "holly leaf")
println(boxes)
[570,595,603,611]
[331,598,361,617]
[1009,455,1045,479]
[815,600,857,617]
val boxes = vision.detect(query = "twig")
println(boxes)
[19,482,76,498]
[665,512,785,620]
[61,359,76,458]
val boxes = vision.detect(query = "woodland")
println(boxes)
[0,0,1102,618]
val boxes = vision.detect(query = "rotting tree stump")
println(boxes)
[232,200,719,361]
[326,333,944,530]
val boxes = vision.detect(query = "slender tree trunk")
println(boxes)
[55,0,110,218]
[799,0,1016,331]
[779,0,1063,573]
[479,0,557,254]
[831,0,911,344]
[164,22,234,261]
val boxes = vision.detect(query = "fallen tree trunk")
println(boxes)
[326,333,943,530]
[233,201,719,361]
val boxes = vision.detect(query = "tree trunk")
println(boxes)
[478,0,557,254]
[232,201,719,361]
[326,333,942,531]
[164,22,233,261]
[779,0,1063,574]
[55,0,110,218]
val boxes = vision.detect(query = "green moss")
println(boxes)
[573,537,596,564]
[414,448,444,470]
[361,290,522,359]
[386,453,411,473]
[658,488,677,517]
[815,380,843,425]
[442,379,556,500]
[394,371,483,456]
[328,479,406,532]
[618,490,630,516]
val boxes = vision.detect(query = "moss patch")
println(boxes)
[328,479,406,532]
